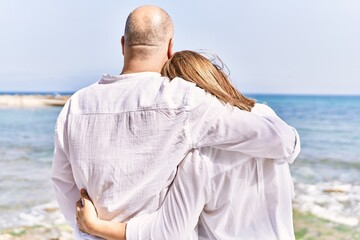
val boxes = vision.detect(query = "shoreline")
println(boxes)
[0,209,359,240]
[0,224,73,240]
[0,179,359,239]
[292,181,360,227]
[0,95,70,108]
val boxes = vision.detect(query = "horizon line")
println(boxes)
[0,91,359,97]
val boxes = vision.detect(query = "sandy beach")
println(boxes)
[0,95,70,108]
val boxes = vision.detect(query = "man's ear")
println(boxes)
[121,36,125,56]
[167,38,174,58]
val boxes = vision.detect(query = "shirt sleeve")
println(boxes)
[51,103,80,227]
[126,149,209,240]
[250,103,301,164]
[187,87,300,163]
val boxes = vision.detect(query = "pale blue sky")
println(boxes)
[0,0,359,95]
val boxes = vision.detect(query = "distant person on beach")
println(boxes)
[51,5,300,240]
[75,51,300,240]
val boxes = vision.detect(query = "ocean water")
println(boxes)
[0,107,64,228]
[251,94,360,184]
[0,94,359,228]
[251,94,360,226]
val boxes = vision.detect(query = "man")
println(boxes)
[52,5,299,239]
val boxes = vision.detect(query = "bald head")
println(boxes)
[124,5,174,47]
[121,6,174,73]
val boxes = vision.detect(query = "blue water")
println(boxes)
[250,94,360,184]
[0,107,63,228]
[0,94,359,228]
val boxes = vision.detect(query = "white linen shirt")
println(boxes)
[51,72,299,239]
[127,104,301,240]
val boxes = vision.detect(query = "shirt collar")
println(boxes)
[99,72,162,84]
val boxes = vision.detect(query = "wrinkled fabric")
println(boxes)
[51,72,299,239]
[127,104,300,240]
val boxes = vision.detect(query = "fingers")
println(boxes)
[76,189,98,216]
[80,188,91,201]
[79,189,95,210]
[76,199,83,209]
[76,199,82,223]
[76,200,84,231]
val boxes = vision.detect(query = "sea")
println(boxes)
[0,93,359,229]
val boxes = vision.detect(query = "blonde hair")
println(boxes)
[161,50,255,111]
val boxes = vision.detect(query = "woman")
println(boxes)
[75,50,299,240]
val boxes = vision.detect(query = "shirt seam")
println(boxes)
[67,106,190,115]
[184,83,193,149]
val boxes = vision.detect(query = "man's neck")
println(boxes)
[121,58,165,75]
[121,68,159,75]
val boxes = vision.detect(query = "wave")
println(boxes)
[0,201,66,229]
[293,180,360,227]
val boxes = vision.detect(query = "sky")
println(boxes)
[0,0,359,95]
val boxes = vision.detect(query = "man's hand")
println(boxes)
[76,189,99,235]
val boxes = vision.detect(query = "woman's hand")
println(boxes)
[76,189,99,235]
[76,189,127,240]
